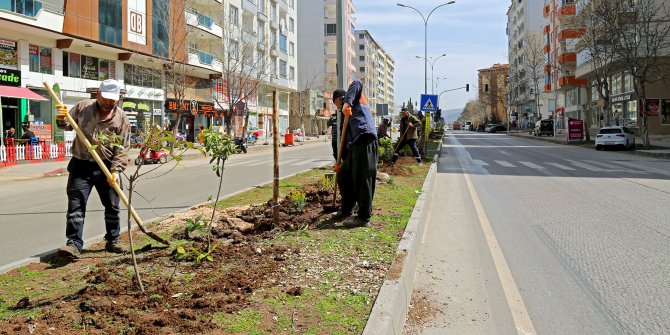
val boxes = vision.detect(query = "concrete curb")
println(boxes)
[362,158,438,335]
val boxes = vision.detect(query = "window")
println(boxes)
[229,39,240,59]
[99,0,122,46]
[152,0,169,57]
[279,34,287,53]
[359,33,365,39]
[258,51,266,73]
[289,0,294,8]
[661,99,670,125]
[62,52,81,78]
[258,20,266,41]
[325,23,336,36]
[623,71,634,93]
[360,67,365,72]
[0,0,43,17]
[289,66,295,81]
[229,5,239,25]
[279,60,287,79]
[28,44,51,74]
[289,42,294,56]
[271,29,277,48]
[289,18,294,32]
[359,44,364,50]
[99,59,110,80]
[359,56,365,61]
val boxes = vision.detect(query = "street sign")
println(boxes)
[420,94,438,113]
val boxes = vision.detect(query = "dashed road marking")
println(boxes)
[494,160,517,168]
[519,161,545,169]
[546,162,576,171]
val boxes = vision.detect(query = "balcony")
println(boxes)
[543,4,550,18]
[242,0,258,14]
[544,64,552,73]
[188,48,222,71]
[558,4,576,21]
[558,28,586,42]
[558,75,587,88]
[558,52,577,65]
[185,8,223,38]
[544,24,550,33]
[278,0,288,13]
[544,83,552,92]
[544,44,551,54]
[270,17,279,29]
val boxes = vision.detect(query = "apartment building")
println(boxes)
[478,64,510,124]
[543,0,587,130]
[506,0,549,128]
[354,29,395,119]
[296,0,356,96]
[574,0,670,136]
[0,0,298,143]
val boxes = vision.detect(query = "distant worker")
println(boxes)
[392,107,422,164]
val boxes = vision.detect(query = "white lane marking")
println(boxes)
[582,160,648,174]
[519,161,545,169]
[246,160,271,167]
[471,159,489,166]
[494,160,517,168]
[500,150,513,156]
[566,160,607,172]
[546,163,576,171]
[280,158,305,166]
[464,173,537,335]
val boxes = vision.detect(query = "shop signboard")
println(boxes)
[30,124,53,142]
[165,99,215,114]
[568,118,583,140]
[0,68,21,87]
[0,38,18,69]
[643,98,660,117]
[81,55,99,80]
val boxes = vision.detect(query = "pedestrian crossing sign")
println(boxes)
[420,94,438,112]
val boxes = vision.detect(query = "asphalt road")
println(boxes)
[407,131,670,335]
[0,142,334,268]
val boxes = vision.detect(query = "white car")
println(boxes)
[595,126,636,150]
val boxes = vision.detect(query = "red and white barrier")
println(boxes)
[0,140,73,165]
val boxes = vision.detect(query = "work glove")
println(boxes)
[342,103,352,117]
[333,163,340,173]
[108,172,120,188]
[56,104,68,122]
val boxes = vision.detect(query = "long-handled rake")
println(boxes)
[323,115,350,212]
[43,82,169,246]
[391,125,411,164]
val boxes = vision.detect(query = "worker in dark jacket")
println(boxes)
[393,107,422,164]
[332,80,378,227]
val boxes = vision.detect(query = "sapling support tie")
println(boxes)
[43,81,170,246]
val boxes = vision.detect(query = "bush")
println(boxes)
[288,189,307,212]
[378,137,394,164]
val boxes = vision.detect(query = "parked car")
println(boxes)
[452,122,461,130]
[533,120,554,136]
[595,126,635,150]
[476,124,486,132]
[484,124,495,132]
[464,121,473,131]
[488,124,507,133]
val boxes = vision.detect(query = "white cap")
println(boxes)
[99,79,121,100]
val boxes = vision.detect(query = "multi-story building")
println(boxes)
[478,64,510,124]
[506,0,549,128]
[574,0,670,136]
[543,0,587,131]
[296,0,356,97]
[354,29,395,119]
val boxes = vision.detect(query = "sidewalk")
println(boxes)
[504,129,670,159]
[0,135,328,182]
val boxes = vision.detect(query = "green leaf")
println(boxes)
[206,255,213,262]
[177,245,186,254]
[88,145,98,151]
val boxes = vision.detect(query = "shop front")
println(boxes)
[0,66,49,144]
[611,93,638,128]
[165,99,216,142]
[123,85,165,133]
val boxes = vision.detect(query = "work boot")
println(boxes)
[58,243,81,260]
[331,210,352,220]
[105,239,127,254]
[343,217,371,228]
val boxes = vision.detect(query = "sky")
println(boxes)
[355,0,510,113]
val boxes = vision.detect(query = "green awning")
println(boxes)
[122,101,137,109]
[137,103,151,111]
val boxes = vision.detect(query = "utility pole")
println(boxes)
[335,0,346,157]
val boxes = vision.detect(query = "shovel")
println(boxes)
[43,82,170,246]
[391,125,411,164]
[323,115,350,212]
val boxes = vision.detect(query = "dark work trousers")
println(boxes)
[338,135,378,220]
[65,158,121,250]
[395,139,422,162]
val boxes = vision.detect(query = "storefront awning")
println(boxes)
[0,86,48,100]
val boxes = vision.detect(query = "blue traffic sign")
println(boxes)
[420,94,438,112]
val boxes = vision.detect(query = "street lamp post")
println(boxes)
[416,54,447,94]
[398,2,455,95]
